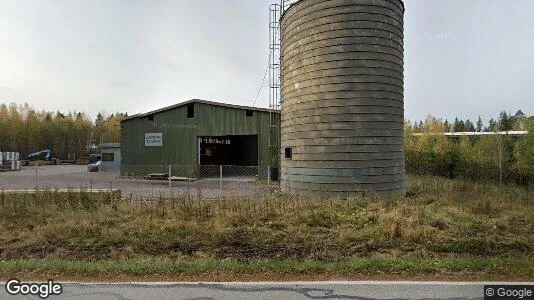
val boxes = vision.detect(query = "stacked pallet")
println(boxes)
[0,152,21,171]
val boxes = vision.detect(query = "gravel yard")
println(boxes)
[0,165,267,200]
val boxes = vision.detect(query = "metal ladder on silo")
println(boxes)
[268,2,282,165]
[268,1,298,166]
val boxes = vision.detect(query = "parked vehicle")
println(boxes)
[26,149,59,165]
[87,154,102,172]
[88,154,102,164]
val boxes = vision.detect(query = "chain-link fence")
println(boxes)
[5,148,531,203]
[120,165,280,200]
[2,164,281,201]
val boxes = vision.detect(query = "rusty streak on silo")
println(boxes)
[280,0,406,196]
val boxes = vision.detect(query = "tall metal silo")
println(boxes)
[280,0,406,196]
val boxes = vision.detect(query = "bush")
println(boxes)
[406,134,534,185]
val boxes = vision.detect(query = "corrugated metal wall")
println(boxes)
[120,102,273,171]
[280,0,406,196]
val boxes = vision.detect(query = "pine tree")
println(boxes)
[444,119,451,132]
[453,118,466,132]
[514,110,525,118]
[465,119,475,132]
[476,116,483,132]
[513,110,526,130]
[453,117,460,132]
[458,120,466,132]
[488,118,497,132]
[498,111,513,131]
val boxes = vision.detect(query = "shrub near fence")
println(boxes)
[405,133,534,186]
[406,150,504,182]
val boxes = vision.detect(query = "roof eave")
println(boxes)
[121,99,279,122]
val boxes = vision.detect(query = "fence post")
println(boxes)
[499,135,503,184]
[168,165,172,197]
[219,165,223,199]
[267,165,271,192]
[34,164,38,190]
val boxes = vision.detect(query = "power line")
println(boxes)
[252,52,271,107]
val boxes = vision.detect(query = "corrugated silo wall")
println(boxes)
[280,0,406,196]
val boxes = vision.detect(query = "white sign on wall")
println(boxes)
[145,133,163,147]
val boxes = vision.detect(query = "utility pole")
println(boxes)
[499,135,503,184]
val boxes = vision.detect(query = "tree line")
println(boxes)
[1,101,532,185]
[0,103,125,160]
[405,111,534,185]
[408,110,529,133]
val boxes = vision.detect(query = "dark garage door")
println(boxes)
[199,135,258,166]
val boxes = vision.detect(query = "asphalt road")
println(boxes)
[2,281,531,300]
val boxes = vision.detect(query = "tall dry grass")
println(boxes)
[0,176,532,261]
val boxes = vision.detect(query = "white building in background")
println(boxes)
[413,131,528,137]
[100,143,121,172]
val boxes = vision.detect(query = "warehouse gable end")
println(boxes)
[120,99,280,174]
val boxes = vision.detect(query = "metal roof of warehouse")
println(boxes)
[122,99,279,122]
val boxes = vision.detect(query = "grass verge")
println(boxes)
[1,257,533,281]
[0,175,532,279]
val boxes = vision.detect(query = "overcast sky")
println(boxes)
[0,0,533,123]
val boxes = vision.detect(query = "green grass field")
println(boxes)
[0,175,532,280]
[1,257,532,281]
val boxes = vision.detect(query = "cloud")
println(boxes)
[108,81,131,88]
[408,32,454,44]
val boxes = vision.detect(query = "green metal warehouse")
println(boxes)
[120,99,279,176]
